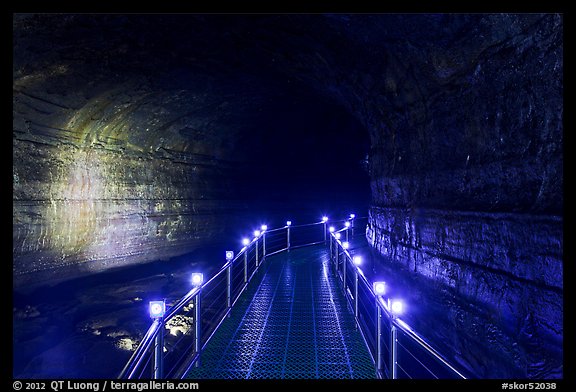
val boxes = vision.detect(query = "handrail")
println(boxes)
[119,213,468,380]
[264,226,286,233]
[200,262,231,290]
[118,216,330,379]
[118,319,163,379]
[290,221,324,228]
[164,287,201,320]
[329,224,469,379]
[392,316,467,379]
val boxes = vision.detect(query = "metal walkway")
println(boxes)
[119,216,468,380]
[185,245,376,379]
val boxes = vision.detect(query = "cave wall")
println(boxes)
[12,17,250,286]
[13,139,238,286]
[362,14,563,377]
[366,208,562,376]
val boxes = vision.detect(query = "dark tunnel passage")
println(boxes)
[13,14,374,286]
[12,14,562,379]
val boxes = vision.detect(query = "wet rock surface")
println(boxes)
[13,242,225,378]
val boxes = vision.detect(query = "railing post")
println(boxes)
[262,232,266,260]
[255,238,259,267]
[244,251,248,284]
[351,216,355,236]
[194,291,201,367]
[152,322,164,379]
[323,221,327,242]
[354,268,359,325]
[336,245,340,273]
[226,263,231,312]
[331,237,334,262]
[334,245,339,272]
[376,304,382,374]
[329,233,333,256]
[287,224,291,250]
[346,227,349,242]
[391,325,398,379]
[343,252,347,292]
[335,239,339,269]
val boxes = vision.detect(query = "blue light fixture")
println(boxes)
[253,230,261,238]
[322,216,329,222]
[391,299,404,315]
[343,241,349,249]
[225,251,234,261]
[373,281,386,296]
[335,233,341,240]
[344,221,351,228]
[353,256,362,266]
[329,226,335,233]
[261,224,268,231]
[149,301,165,319]
[191,273,204,287]
[350,213,356,219]
[242,238,250,246]
[286,221,292,226]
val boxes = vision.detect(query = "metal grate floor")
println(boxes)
[186,245,376,379]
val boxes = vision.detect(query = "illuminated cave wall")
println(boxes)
[13,78,243,285]
[11,15,266,286]
[363,15,563,377]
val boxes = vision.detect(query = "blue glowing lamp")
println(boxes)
[226,251,234,261]
[344,221,351,228]
[261,224,268,231]
[286,220,292,226]
[391,299,404,315]
[373,281,386,296]
[353,256,362,266]
[342,241,349,249]
[191,273,204,287]
[329,226,335,233]
[322,216,329,222]
[149,301,165,319]
[242,238,250,246]
[350,214,356,219]
[335,233,341,240]
[254,230,261,238]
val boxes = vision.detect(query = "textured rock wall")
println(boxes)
[367,207,562,376]
[365,15,563,377]
[12,15,260,286]
[367,208,562,293]
[13,138,239,286]
[12,66,245,287]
